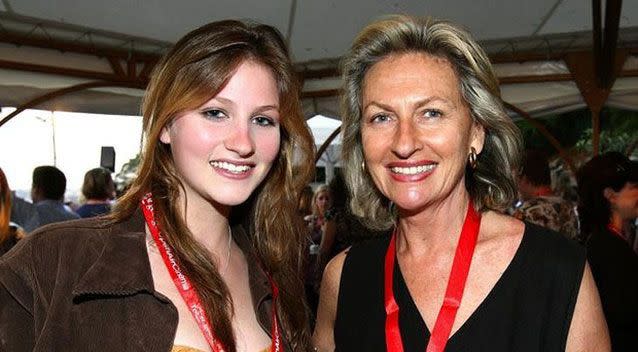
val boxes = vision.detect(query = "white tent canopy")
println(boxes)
[307,114,342,182]
[1,0,638,117]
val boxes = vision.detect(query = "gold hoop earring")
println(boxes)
[468,147,478,169]
[361,160,366,172]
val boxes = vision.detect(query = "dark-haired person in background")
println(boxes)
[16,165,79,232]
[75,167,115,218]
[514,150,579,239]
[577,152,638,352]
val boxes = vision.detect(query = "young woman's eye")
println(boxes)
[252,115,276,127]
[202,109,227,120]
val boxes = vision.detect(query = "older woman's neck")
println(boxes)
[396,189,472,257]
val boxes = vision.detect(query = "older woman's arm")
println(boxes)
[565,262,610,352]
[312,250,347,352]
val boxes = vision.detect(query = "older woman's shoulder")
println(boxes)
[478,211,525,249]
[481,211,582,249]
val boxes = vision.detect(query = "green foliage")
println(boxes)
[114,153,140,194]
[516,107,638,156]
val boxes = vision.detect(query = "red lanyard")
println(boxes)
[384,200,481,352]
[140,193,282,352]
[606,223,625,241]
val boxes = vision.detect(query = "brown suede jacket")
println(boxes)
[0,210,289,351]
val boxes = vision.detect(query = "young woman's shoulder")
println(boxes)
[0,214,144,289]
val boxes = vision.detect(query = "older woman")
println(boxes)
[313,16,609,351]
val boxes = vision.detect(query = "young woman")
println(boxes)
[0,20,314,352]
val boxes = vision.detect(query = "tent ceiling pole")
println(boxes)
[315,126,342,164]
[0,30,162,61]
[600,0,623,88]
[0,58,149,87]
[0,80,144,128]
[564,51,627,156]
[503,101,576,175]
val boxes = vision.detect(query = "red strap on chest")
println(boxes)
[141,193,282,352]
[384,201,481,352]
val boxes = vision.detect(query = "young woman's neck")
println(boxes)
[396,185,472,257]
[176,189,232,257]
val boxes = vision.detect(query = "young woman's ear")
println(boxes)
[160,126,171,144]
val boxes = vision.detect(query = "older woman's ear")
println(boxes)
[471,121,486,154]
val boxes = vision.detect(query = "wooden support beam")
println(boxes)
[299,67,340,80]
[564,49,626,156]
[503,101,576,175]
[0,81,144,128]
[139,58,159,80]
[106,56,124,76]
[316,125,342,164]
[302,89,340,99]
[600,0,623,88]
[499,73,573,84]
[0,31,161,61]
[127,59,136,79]
[591,108,602,155]
[0,59,148,86]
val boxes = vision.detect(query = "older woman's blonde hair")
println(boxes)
[341,15,522,230]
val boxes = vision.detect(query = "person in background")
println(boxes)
[0,20,314,351]
[577,152,638,351]
[75,167,116,218]
[305,184,332,248]
[297,185,314,218]
[313,15,608,351]
[513,149,579,239]
[318,173,386,267]
[18,165,79,232]
[304,184,332,316]
[0,167,24,256]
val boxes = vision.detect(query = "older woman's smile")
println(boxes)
[388,161,437,181]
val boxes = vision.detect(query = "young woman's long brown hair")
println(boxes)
[0,167,11,244]
[111,20,315,351]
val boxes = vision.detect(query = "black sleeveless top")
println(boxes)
[335,223,586,351]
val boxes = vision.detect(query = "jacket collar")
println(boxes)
[72,209,158,298]
[71,209,273,309]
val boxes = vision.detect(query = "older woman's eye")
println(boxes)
[424,109,443,119]
[370,113,392,124]
[202,109,227,120]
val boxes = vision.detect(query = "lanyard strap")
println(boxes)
[384,200,481,352]
[606,223,626,241]
[140,193,282,352]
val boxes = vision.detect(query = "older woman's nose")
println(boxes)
[391,119,422,158]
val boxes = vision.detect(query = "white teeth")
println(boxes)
[210,161,251,174]
[390,164,436,175]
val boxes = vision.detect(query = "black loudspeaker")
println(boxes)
[100,146,116,172]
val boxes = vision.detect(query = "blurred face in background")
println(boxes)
[607,182,638,221]
[315,190,331,216]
